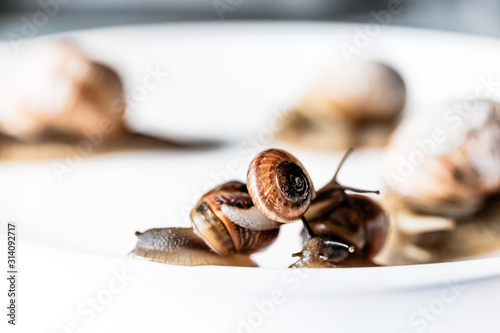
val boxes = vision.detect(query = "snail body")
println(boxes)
[131,228,257,267]
[291,150,388,268]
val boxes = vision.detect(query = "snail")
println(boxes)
[276,60,406,150]
[385,99,500,217]
[0,41,126,143]
[131,227,257,267]
[291,149,388,268]
[132,181,282,266]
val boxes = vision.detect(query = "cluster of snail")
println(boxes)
[132,148,388,268]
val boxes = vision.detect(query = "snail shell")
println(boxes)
[276,61,406,150]
[0,41,126,142]
[385,99,500,217]
[303,60,406,122]
[131,227,257,267]
[247,149,314,222]
[190,181,281,256]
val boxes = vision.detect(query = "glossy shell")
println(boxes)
[247,149,314,222]
[190,181,280,256]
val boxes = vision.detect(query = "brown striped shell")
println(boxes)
[190,181,281,256]
[246,149,314,222]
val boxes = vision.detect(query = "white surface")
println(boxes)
[0,23,500,333]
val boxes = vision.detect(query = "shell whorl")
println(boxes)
[190,181,280,256]
[247,149,314,222]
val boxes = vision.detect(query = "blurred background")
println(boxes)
[2,0,500,39]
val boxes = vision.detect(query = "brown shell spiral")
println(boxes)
[190,181,279,256]
[246,149,314,222]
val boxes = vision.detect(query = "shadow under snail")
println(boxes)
[131,148,388,268]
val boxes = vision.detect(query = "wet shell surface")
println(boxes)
[246,149,314,222]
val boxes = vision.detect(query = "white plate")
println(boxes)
[1,23,500,333]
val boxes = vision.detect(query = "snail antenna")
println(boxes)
[327,148,380,195]
[301,216,315,239]
[332,148,354,182]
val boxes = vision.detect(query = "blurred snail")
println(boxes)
[291,149,388,268]
[0,41,126,142]
[131,228,257,267]
[276,60,406,150]
[385,99,500,217]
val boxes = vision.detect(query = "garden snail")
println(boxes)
[131,227,257,267]
[291,149,388,268]
[0,41,126,142]
[133,180,282,266]
[385,99,500,217]
[276,60,406,150]
[132,148,389,268]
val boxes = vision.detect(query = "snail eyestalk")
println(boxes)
[301,216,315,239]
[321,148,380,195]
[332,148,354,182]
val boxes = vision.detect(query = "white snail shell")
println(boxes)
[0,41,126,142]
[384,99,500,217]
[302,60,406,122]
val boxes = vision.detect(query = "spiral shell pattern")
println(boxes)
[247,149,314,222]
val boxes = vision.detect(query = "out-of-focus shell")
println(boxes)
[276,61,406,150]
[302,61,406,122]
[0,41,126,142]
[385,99,500,217]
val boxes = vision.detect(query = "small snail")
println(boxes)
[291,149,388,268]
[276,60,406,150]
[0,41,126,142]
[131,227,257,267]
[290,217,355,268]
[246,149,314,222]
[385,99,500,217]
[190,181,281,256]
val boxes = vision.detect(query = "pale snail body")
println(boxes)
[385,99,500,217]
[0,41,126,142]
